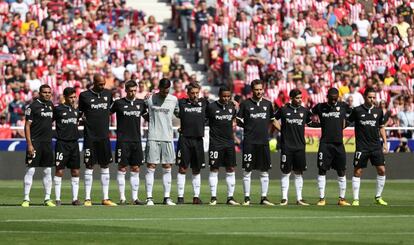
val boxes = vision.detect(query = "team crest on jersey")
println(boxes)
[104,97,108,101]
[41,108,44,112]
[229,109,232,113]
[56,161,60,166]
[91,99,95,102]
[48,106,52,110]
[216,110,220,113]
[299,113,303,118]
[287,113,291,116]
[373,114,377,118]
[124,105,128,108]
[361,114,365,117]
[336,107,340,111]
[198,102,202,106]
[25,108,31,116]
[136,105,140,109]
[63,113,67,116]
[74,112,78,116]
[263,106,267,111]
[250,107,254,110]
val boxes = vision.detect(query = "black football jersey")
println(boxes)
[348,105,386,151]
[206,101,236,149]
[237,98,274,144]
[274,104,312,151]
[78,89,112,140]
[54,104,79,141]
[25,99,54,142]
[110,97,146,142]
[178,98,208,137]
[311,102,351,143]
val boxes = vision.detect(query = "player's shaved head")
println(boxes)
[93,74,106,92]
[327,88,339,105]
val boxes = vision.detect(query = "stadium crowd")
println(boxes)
[0,0,202,132]
[171,0,414,137]
[0,0,413,139]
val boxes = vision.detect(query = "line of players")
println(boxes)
[21,75,389,207]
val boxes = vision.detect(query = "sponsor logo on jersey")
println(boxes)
[41,112,53,118]
[123,110,141,117]
[184,107,203,113]
[321,111,340,118]
[61,118,77,124]
[286,118,303,125]
[215,114,233,120]
[250,112,267,119]
[91,103,109,109]
[152,106,170,114]
[360,120,376,126]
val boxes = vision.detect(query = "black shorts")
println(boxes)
[209,145,236,169]
[25,141,54,167]
[242,143,271,172]
[280,149,307,173]
[176,136,205,170]
[115,141,144,166]
[317,142,346,171]
[83,138,113,167]
[353,149,385,169]
[55,140,80,170]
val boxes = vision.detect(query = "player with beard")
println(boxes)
[110,80,146,205]
[79,74,116,206]
[22,84,55,207]
[236,79,275,206]
[176,82,208,204]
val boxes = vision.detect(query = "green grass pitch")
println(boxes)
[0,179,413,244]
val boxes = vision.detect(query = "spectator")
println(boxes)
[7,93,25,126]
[398,99,414,138]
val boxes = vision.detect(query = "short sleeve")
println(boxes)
[311,103,320,115]
[305,109,313,124]
[274,107,282,120]
[78,93,86,113]
[348,108,356,122]
[236,101,245,119]
[269,102,275,120]
[24,104,33,122]
[110,100,117,114]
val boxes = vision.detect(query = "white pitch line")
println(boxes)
[2,215,414,223]
[0,230,412,236]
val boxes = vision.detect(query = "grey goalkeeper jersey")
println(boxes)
[146,93,179,141]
